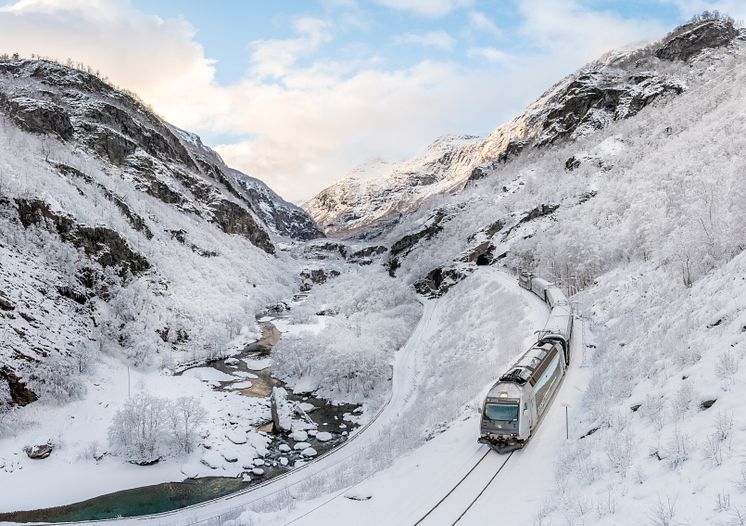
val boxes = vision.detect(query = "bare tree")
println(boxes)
[108,393,167,464]
[109,393,206,463]
[0,379,14,437]
[167,396,206,454]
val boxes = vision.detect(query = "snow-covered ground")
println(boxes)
[0,353,269,512]
[0,308,333,514]
[0,267,546,525]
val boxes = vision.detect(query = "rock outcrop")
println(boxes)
[656,18,738,62]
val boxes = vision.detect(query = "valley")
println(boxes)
[1,12,746,526]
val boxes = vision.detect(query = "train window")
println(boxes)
[484,403,519,422]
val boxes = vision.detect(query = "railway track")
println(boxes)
[414,449,514,526]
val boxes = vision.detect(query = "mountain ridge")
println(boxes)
[304,17,742,241]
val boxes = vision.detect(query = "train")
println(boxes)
[478,272,574,453]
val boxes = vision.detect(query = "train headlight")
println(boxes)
[498,391,508,398]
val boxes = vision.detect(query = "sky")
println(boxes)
[0,0,742,202]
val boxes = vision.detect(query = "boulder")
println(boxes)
[291,430,308,442]
[24,443,53,460]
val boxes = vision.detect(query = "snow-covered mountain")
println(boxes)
[305,17,737,241]
[0,58,320,405]
[303,134,483,239]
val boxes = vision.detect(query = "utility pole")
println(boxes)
[563,404,569,440]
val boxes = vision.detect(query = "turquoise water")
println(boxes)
[0,477,247,523]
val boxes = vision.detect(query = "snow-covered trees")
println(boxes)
[109,393,165,464]
[274,268,420,402]
[27,353,86,404]
[108,393,206,464]
[166,396,206,455]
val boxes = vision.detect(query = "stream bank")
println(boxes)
[0,309,361,523]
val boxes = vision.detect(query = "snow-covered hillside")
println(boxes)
[304,17,736,241]
[303,134,483,239]
[0,57,321,407]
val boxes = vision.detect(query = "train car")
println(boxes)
[479,338,567,453]
[530,277,551,301]
[545,284,570,309]
[541,305,573,364]
[479,272,573,453]
[518,272,533,291]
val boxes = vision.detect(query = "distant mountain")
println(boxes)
[304,135,483,239]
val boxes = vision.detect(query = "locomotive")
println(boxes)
[478,273,574,453]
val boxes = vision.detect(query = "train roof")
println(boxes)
[541,305,573,341]
[496,339,559,386]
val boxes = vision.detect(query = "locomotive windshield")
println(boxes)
[484,403,519,422]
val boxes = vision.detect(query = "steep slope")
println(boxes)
[305,17,736,240]
[227,168,323,241]
[0,58,319,406]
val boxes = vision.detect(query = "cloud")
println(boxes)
[468,10,501,36]
[249,18,332,79]
[0,0,675,202]
[516,0,669,61]
[393,30,456,50]
[372,0,471,18]
[468,47,511,64]
[664,0,746,21]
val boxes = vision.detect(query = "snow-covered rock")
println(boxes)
[290,430,308,442]
[315,432,333,442]
[225,430,247,445]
